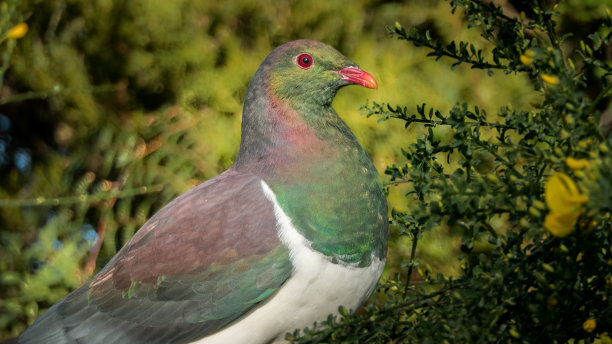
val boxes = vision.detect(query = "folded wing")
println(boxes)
[20,169,292,344]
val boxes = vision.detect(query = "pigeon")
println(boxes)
[14,39,388,344]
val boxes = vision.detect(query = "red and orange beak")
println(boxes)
[337,67,378,89]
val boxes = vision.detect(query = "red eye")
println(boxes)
[296,53,313,69]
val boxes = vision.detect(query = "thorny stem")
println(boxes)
[369,111,516,131]
[403,225,420,297]
[391,22,507,71]
[470,0,517,23]
[473,139,524,178]
[589,82,612,116]
[539,0,559,48]
[383,179,412,186]
[538,0,566,66]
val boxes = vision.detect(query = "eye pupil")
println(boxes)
[302,57,310,64]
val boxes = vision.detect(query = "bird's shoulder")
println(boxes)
[101,169,283,286]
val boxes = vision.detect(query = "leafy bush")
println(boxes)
[289,1,612,343]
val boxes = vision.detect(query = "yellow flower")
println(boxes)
[541,74,559,86]
[545,173,588,212]
[583,318,596,332]
[544,211,580,237]
[544,173,588,237]
[566,157,589,170]
[6,22,28,39]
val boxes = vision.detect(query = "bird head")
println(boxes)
[260,40,377,106]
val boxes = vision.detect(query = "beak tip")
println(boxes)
[338,67,378,90]
[366,79,378,90]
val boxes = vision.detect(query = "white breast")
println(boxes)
[190,180,385,344]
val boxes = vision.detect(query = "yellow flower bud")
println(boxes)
[583,318,596,332]
[541,74,559,86]
[519,218,530,228]
[520,55,533,65]
[486,173,498,183]
[529,206,542,218]
[520,50,535,65]
[6,22,28,39]
[533,199,546,210]
[559,129,570,139]
[566,157,589,170]
[568,58,575,71]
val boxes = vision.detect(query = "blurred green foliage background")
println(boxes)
[0,0,605,340]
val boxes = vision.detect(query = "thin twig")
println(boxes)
[82,174,128,277]
[0,184,163,207]
[0,84,117,105]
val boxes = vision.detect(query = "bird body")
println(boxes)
[196,180,384,344]
[15,40,388,344]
